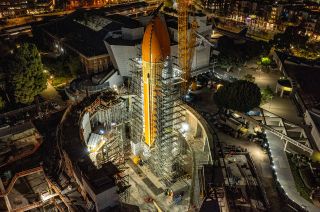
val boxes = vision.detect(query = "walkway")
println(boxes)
[41,83,64,105]
[266,131,319,212]
[261,96,303,125]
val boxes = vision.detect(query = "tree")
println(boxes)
[273,26,308,50]
[217,54,244,71]
[67,55,82,77]
[261,57,271,66]
[43,54,82,78]
[8,43,47,104]
[0,97,5,110]
[164,0,173,8]
[217,36,245,69]
[261,86,274,104]
[215,80,261,112]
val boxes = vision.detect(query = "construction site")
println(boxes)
[55,5,216,210]
[0,1,218,211]
[2,0,320,211]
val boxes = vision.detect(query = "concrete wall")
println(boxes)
[82,177,119,212]
[272,51,284,73]
[192,42,211,70]
[168,20,212,71]
[304,110,320,150]
[182,104,214,208]
[105,42,140,77]
[184,106,213,164]
[81,112,92,144]
[107,70,123,87]
[167,42,211,71]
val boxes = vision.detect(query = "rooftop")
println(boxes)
[0,121,35,138]
[81,161,119,195]
[38,4,143,58]
[284,63,320,109]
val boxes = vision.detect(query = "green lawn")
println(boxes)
[286,153,312,202]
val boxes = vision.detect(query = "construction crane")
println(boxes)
[178,0,197,93]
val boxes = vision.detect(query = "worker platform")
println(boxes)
[126,157,191,212]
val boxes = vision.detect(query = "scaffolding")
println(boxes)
[130,56,186,186]
[78,92,131,202]
[129,58,144,146]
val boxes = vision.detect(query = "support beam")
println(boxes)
[0,178,12,211]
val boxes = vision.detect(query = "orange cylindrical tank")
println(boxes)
[142,16,170,147]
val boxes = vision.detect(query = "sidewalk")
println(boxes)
[41,83,65,105]
[227,61,303,125]
[266,131,319,212]
[261,96,303,125]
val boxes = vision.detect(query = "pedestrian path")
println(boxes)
[266,132,319,212]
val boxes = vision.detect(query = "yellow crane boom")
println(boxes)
[178,0,197,93]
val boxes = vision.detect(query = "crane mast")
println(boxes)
[178,0,197,93]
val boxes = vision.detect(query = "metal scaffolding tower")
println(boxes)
[130,57,186,186]
[129,58,144,146]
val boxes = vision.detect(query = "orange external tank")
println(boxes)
[142,15,170,147]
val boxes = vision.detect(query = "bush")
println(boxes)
[261,57,271,66]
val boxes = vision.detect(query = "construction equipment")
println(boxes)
[178,0,197,93]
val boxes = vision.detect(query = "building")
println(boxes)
[104,15,145,79]
[55,91,134,211]
[0,0,54,18]
[58,10,213,101]
[105,12,213,80]
[1,6,219,211]
[38,12,113,74]
[66,0,138,10]
[273,51,320,149]
[35,2,154,75]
